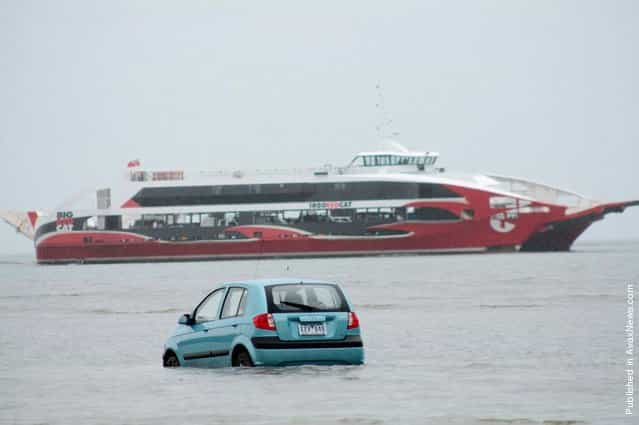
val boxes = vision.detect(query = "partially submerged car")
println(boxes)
[163,279,364,367]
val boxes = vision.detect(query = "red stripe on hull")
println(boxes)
[35,214,548,263]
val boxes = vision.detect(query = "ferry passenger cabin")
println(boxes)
[347,151,439,171]
[34,178,468,243]
[34,150,453,243]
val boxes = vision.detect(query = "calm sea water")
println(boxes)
[0,240,637,425]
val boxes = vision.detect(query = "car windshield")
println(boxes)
[266,284,349,313]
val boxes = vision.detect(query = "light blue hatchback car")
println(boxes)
[163,279,364,367]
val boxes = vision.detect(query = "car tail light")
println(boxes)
[347,312,360,329]
[253,313,276,331]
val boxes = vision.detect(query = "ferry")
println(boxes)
[1,146,636,264]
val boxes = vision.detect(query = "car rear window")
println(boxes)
[265,284,349,313]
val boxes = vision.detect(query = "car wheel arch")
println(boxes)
[231,343,255,366]
[163,349,180,367]
[231,344,248,360]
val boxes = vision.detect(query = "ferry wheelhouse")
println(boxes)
[1,148,636,264]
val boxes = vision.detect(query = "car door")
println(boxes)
[205,287,249,367]
[179,287,226,367]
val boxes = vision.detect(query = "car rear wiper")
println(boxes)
[279,301,318,311]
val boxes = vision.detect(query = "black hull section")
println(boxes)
[520,213,599,252]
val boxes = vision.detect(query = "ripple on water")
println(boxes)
[0,241,636,425]
[88,308,182,315]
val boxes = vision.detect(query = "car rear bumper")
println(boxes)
[250,335,364,366]
[252,335,363,349]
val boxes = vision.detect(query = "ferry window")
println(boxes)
[85,216,98,229]
[225,212,238,226]
[331,208,353,217]
[176,213,191,224]
[350,156,365,167]
[418,183,460,199]
[131,181,463,207]
[144,214,165,228]
[329,213,352,223]
[408,207,459,221]
[283,210,301,222]
[379,207,393,219]
[390,155,399,165]
[223,185,247,196]
[303,210,327,222]
[417,157,426,165]
[363,156,373,166]
[200,214,215,227]
[121,215,135,230]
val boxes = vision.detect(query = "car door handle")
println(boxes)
[203,329,209,332]
[232,324,238,328]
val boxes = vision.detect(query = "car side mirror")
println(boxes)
[178,313,194,326]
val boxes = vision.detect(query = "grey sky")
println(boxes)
[1,0,637,255]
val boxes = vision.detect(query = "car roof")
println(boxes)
[223,278,339,288]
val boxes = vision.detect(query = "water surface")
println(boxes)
[1,240,637,424]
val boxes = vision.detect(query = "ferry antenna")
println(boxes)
[375,83,400,142]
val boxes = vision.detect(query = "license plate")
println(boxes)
[298,323,326,336]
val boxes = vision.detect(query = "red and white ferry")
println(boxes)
[2,146,636,264]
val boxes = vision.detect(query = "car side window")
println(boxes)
[195,289,225,323]
[220,287,247,319]
[236,290,247,316]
